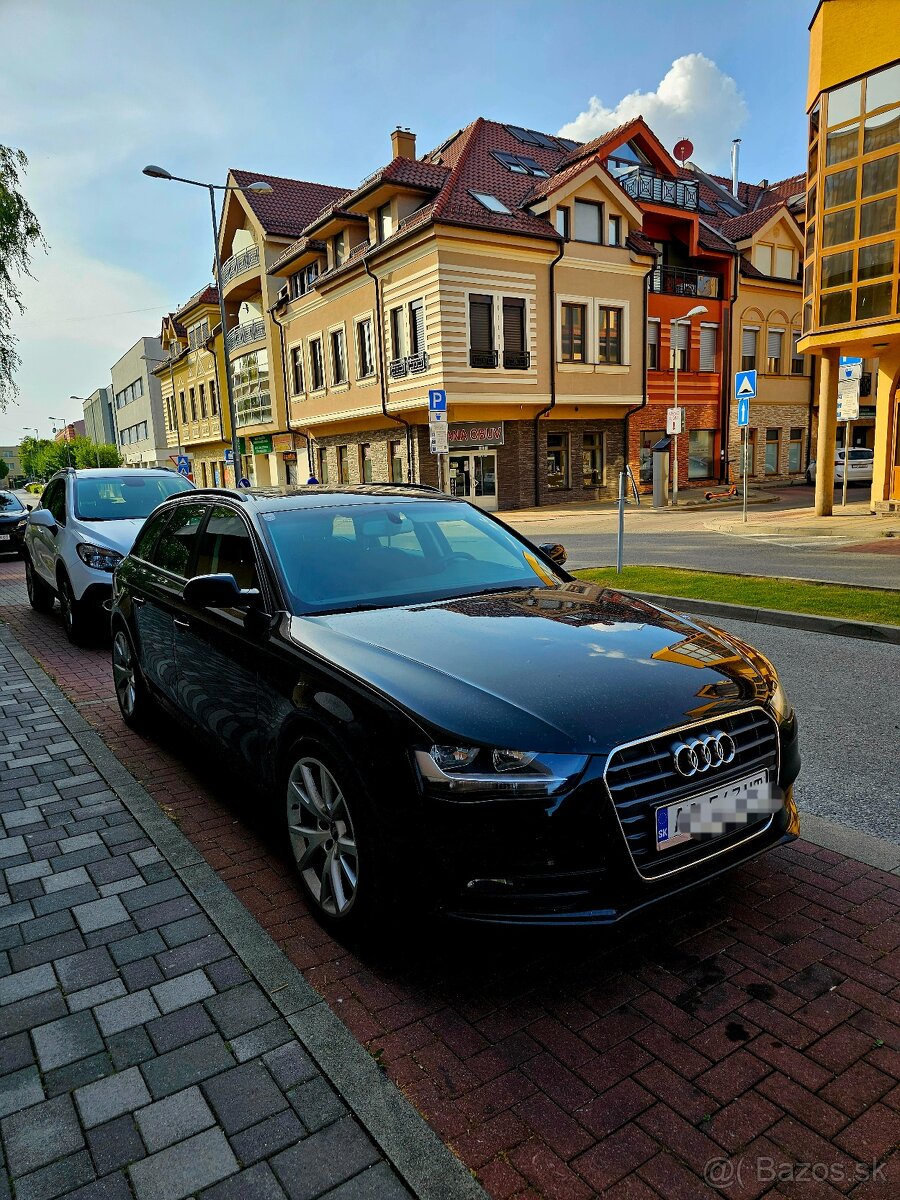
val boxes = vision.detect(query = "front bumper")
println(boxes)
[419,713,800,926]
[0,524,26,554]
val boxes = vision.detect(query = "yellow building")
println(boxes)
[155,286,232,486]
[801,0,900,511]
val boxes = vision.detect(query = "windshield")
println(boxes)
[74,475,193,521]
[262,500,565,614]
[0,493,25,513]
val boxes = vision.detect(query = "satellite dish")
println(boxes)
[674,138,694,165]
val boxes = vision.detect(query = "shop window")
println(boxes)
[468,294,495,367]
[561,303,586,362]
[699,325,717,373]
[310,339,325,391]
[766,329,784,374]
[574,200,602,243]
[788,428,804,473]
[330,329,347,385]
[359,443,373,483]
[582,432,605,487]
[546,433,570,489]
[765,428,780,474]
[290,346,304,395]
[597,306,622,364]
[337,445,350,484]
[317,447,330,485]
[647,320,660,370]
[639,429,665,484]
[389,441,403,483]
[688,430,715,479]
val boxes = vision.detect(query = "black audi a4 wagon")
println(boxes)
[109,485,800,933]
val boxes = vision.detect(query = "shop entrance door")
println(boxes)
[448,451,498,510]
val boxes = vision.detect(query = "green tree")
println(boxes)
[19,436,51,479]
[71,438,122,469]
[0,459,9,482]
[1,146,47,410]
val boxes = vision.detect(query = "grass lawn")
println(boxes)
[573,566,900,626]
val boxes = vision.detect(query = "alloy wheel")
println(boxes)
[112,630,137,718]
[25,561,35,602]
[59,578,74,634]
[287,757,359,917]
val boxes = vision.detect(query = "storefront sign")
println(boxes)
[272,433,294,451]
[250,434,274,454]
[283,451,297,462]
[448,422,504,448]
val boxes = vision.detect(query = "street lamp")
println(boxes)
[670,304,708,506]
[142,165,274,487]
[49,416,74,468]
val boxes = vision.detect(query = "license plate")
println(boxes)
[655,771,772,850]
[0,534,10,541]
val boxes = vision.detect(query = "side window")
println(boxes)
[194,506,259,590]
[131,509,172,562]
[43,480,67,524]
[148,504,207,578]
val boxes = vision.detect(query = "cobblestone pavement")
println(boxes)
[0,613,482,1200]
[2,557,899,1200]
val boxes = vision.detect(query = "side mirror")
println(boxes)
[28,509,57,533]
[538,542,568,568]
[182,573,261,610]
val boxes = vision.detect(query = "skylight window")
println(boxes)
[470,191,512,214]
[505,125,560,151]
[556,137,580,152]
[491,150,550,177]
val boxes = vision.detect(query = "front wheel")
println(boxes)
[25,558,55,613]
[285,747,383,936]
[58,572,92,644]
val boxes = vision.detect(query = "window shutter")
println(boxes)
[674,322,689,350]
[574,200,601,243]
[469,295,494,352]
[409,300,425,355]
[767,328,784,358]
[502,298,525,353]
[741,327,758,359]
[646,321,659,349]
[699,325,717,372]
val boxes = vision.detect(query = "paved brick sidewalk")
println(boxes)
[0,624,483,1200]
[2,559,899,1200]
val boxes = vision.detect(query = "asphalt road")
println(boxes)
[710,617,900,844]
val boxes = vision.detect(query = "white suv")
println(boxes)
[25,468,194,642]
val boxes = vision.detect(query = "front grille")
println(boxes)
[604,707,779,878]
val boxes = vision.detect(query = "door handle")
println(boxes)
[132,596,146,607]
[173,617,190,628]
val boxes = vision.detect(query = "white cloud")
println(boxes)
[558,54,748,172]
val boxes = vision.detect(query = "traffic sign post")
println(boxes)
[736,390,751,526]
[176,455,190,478]
[837,376,861,508]
[666,407,683,507]
[429,389,449,489]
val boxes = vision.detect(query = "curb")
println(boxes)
[798,813,900,876]
[0,624,486,1200]
[623,590,900,644]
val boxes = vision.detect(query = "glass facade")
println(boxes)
[231,350,271,428]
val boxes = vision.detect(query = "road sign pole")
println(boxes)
[672,344,679,507]
[842,421,852,507]
[742,425,748,524]
[616,469,625,573]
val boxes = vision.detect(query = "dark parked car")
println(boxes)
[110,485,800,933]
[0,491,29,557]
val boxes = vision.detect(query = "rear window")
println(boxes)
[848,449,873,460]
[74,474,193,521]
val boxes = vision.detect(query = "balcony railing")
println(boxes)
[650,265,721,299]
[406,351,429,374]
[620,169,699,211]
[225,318,266,355]
[389,357,407,380]
[503,350,531,370]
[219,243,261,287]
[469,349,498,369]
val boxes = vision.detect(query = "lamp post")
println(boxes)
[49,417,74,468]
[670,304,708,506]
[141,165,274,487]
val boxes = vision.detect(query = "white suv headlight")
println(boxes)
[76,543,123,572]
[416,746,588,797]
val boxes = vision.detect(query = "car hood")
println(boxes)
[289,582,773,755]
[73,518,147,556]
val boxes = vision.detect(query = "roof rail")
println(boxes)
[176,486,249,501]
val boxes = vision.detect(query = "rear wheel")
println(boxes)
[285,746,384,936]
[112,625,154,729]
[25,558,55,613]
[58,571,91,644]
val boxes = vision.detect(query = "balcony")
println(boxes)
[650,265,721,299]
[406,351,429,374]
[219,244,261,287]
[389,358,407,380]
[469,349,498,369]
[620,169,699,211]
[225,318,266,355]
[503,350,531,370]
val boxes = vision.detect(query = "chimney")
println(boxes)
[731,138,741,197]
[391,127,416,161]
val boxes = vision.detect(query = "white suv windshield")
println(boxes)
[263,500,564,614]
[74,475,193,521]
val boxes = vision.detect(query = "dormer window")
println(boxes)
[470,191,511,214]
[376,203,392,244]
[491,150,550,177]
[574,199,602,243]
[290,262,319,299]
[333,231,345,267]
[608,215,622,246]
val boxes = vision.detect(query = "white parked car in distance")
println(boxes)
[805,447,874,485]
[24,468,194,642]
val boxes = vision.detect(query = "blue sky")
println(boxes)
[0,0,814,444]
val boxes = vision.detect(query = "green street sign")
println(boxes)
[237,437,247,455]
[251,435,274,454]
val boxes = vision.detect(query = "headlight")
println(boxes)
[769,676,792,722]
[16,520,27,530]
[76,543,123,572]
[415,746,588,797]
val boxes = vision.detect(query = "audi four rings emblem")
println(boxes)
[671,731,736,777]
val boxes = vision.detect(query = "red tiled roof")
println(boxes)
[346,156,449,206]
[626,231,659,257]
[269,236,327,274]
[555,118,641,169]
[230,170,349,238]
[174,285,218,320]
[697,220,737,255]
[719,204,788,242]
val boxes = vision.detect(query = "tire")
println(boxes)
[25,557,55,613]
[111,624,155,729]
[57,570,91,644]
[284,743,386,937]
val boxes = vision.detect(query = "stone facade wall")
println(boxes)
[727,402,812,483]
[629,402,721,491]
